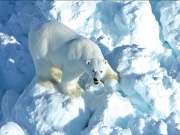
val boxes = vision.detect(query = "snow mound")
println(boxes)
[108,45,180,118]
[12,79,91,135]
[1,90,19,125]
[0,33,35,94]
[134,69,179,118]
[160,1,180,55]
[129,112,180,135]
[108,45,160,96]
[82,92,134,135]
[93,1,163,53]
[36,1,97,31]
[10,76,136,135]
[0,122,26,135]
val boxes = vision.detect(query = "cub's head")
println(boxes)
[86,58,107,85]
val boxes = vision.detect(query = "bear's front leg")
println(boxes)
[60,64,84,97]
[102,63,120,83]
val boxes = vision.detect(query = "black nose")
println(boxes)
[93,78,98,81]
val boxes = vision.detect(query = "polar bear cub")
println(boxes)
[28,20,119,97]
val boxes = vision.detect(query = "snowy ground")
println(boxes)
[0,1,180,135]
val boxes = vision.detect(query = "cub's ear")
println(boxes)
[86,60,90,65]
[104,60,107,64]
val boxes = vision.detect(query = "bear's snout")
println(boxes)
[93,78,99,85]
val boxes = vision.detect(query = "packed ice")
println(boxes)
[0,1,180,135]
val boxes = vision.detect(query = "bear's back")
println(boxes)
[28,20,82,56]
[29,20,80,46]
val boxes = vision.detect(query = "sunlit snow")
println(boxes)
[0,1,180,135]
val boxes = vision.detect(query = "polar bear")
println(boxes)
[28,20,119,97]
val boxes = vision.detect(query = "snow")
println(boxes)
[93,1,164,54]
[36,1,97,30]
[0,121,27,135]
[159,1,180,56]
[11,79,91,135]
[0,1,180,135]
[82,92,134,135]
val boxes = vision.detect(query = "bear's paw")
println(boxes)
[37,80,54,88]
[67,88,82,97]
[51,72,62,80]
[51,67,62,80]
[105,73,120,83]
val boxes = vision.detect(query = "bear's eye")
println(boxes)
[100,71,103,73]
[92,70,94,72]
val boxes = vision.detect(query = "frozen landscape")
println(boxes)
[0,1,180,135]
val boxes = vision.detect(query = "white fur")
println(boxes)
[28,20,119,97]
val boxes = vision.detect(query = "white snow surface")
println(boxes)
[0,1,180,135]
[159,1,180,56]
[0,121,27,135]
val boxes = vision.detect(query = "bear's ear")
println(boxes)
[104,60,107,64]
[86,60,90,65]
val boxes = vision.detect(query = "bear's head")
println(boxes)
[86,58,107,85]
